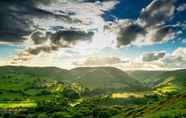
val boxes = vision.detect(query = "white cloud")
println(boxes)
[142,51,166,62]
[10,48,186,70]
[35,1,118,30]
[139,0,175,26]
[114,0,179,46]
[182,38,186,44]
[114,61,166,71]
[162,48,186,68]
[177,3,186,12]
[74,56,124,66]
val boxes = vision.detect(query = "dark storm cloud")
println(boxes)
[116,24,177,46]
[24,28,94,55]
[139,0,175,27]
[116,0,179,46]
[117,23,144,46]
[49,30,94,43]
[0,1,32,42]
[0,32,26,43]
[143,52,166,62]
[0,0,78,43]
[31,29,94,46]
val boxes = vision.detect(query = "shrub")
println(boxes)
[52,112,71,118]
[37,113,48,118]
[63,88,80,100]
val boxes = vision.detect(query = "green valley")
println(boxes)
[0,66,185,118]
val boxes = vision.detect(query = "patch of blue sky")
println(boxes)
[0,44,24,59]
[102,0,152,21]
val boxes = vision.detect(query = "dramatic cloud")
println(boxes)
[139,0,175,27]
[30,29,94,47]
[116,22,178,46]
[11,50,62,67]
[0,0,68,43]
[142,52,166,62]
[11,28,95,64]
[48,29,94,45]
[136,25,179,45]
[1,0,186,69]
[0,0,117,44]
[116,0,179,46]
[0,0,180,48]
[149,25,176,42]
[1,0,117,64]
[30,31,47,45]
[11,45,58,64]
[117,21,144,46]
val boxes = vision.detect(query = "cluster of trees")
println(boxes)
[0,93,122,118]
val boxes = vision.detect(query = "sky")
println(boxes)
[0,0,186,70]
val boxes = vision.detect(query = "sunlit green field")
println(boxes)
[0,101,37,109]
[153,84,179,95]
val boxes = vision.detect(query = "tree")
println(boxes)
[63,88,80,100]
[37,113,48,118]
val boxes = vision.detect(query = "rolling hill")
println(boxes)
[0,66,186,92]
[0,66,71,82]
[127,69,186,94]
[0,66,146,92]
[70,67,145,91]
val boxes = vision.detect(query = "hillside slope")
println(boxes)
[112,91,186,118]
[0,66,72,82]
[70,67,145,91]
[0,66,186,93]
[127,70,186,90]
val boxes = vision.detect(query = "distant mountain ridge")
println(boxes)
[70,67,144,91]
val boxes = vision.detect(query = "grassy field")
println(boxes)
[0,101,37,109]
[112,92,186,118]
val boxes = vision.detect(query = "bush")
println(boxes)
[63,88,80,100]
[52,112,71,118]
[93,107,120,118]
[37,113,48,118]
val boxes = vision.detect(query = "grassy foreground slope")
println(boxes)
[112,92,186,118]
